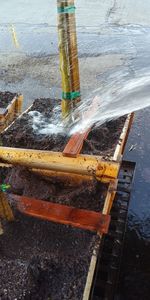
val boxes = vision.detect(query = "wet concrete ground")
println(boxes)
[0,1,150,299]
[115,109,150,300]
[1,0,150,26]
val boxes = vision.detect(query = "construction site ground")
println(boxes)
[0,0,150,299]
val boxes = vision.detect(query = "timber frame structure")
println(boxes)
[0,94,23,132]
[0,110,134,232]
[0,110,134,299]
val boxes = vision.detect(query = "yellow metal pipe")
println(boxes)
[0,147,120,182]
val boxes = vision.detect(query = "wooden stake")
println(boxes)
[0,221,3,235]
[57,0,72,117]
[57,0,80,117]
[0,191,14,221]
[66,0,80,105]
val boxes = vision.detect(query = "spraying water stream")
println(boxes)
[29,68,150,136]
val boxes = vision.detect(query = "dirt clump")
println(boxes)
[0,91,17,109]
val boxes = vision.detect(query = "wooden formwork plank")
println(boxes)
[102,179,118,215]
[63,96,100,157]
[0,94,23,133]
[0,192,14,221]
[63,129,90,157]
[113,113,134,161]
[11,194,111,235]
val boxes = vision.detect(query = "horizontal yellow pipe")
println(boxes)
[0,147,120,182]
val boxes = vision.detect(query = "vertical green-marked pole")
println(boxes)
[67,0,80,106]
[57,0,80,117]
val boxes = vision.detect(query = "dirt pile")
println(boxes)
[0,91,17,109]
[1,98,125,157]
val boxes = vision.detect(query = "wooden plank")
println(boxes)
[63,129,90,157]
[102,179,118,215]
[63,96,100,157]
[113,113,134,161]
[12,194,111,235]
[0,191,14,221]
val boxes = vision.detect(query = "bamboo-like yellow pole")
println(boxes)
[67,0,80,105]
[0,147,120,182]
[57,0,80,117]
[57,0,72,117]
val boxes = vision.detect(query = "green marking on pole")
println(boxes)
[57,5,76,14]
[62,91,80,100]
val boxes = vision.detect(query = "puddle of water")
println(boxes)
[115,108,150,299]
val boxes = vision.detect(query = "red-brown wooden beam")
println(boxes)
[63,96,100,157]
[11,194,110,235]
[63,129,90,157]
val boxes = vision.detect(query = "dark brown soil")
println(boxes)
[0,165,106,299]
[0,211,99,300]
[0,98,125,299]
[82,117,126,157]
[2,166,108,212]
[1,98,126,157]
[1,98,69,151]
[0,91,17,109]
